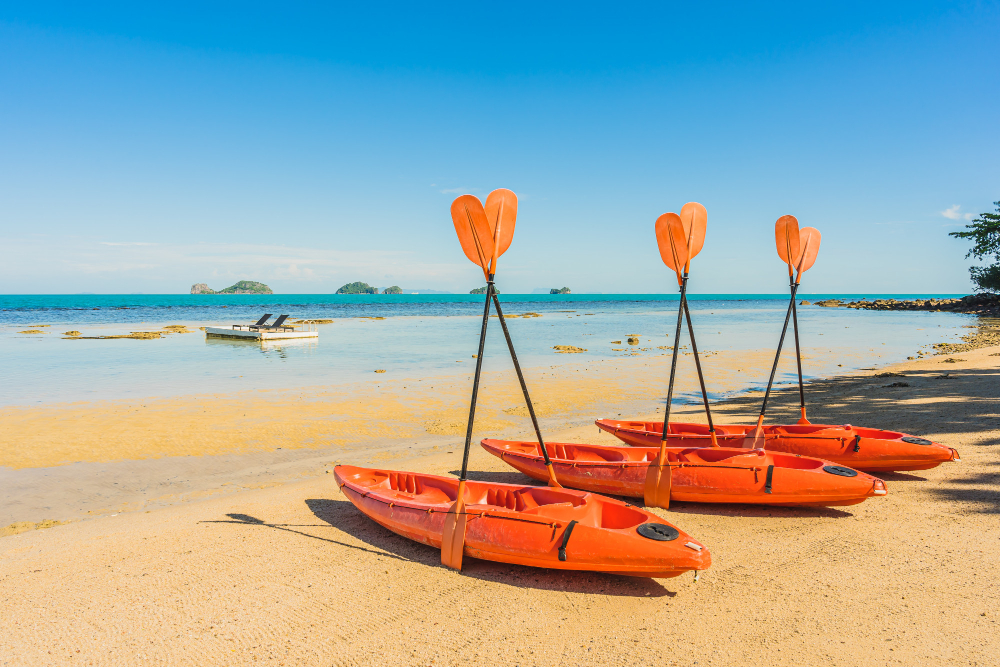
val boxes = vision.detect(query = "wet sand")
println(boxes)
[1,343,998,665]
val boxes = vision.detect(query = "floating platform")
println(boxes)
[204,326,319,341]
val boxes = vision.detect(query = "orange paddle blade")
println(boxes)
[679,202,707,267]
[440,481,468,570]
[775,215,801,274]
[484,189,517,272]
[795,227,821,277]
[451,195,493,280]
[643,451,672,509]
[655,213,690,280]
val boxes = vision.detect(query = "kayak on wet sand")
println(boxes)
[334,465,711,578]
[595,419,961,473]
[482,439,887,507]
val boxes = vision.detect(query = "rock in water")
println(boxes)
[190,281,272,294]
[337,282,378,294]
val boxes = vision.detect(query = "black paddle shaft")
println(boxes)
[682,295,716,434]
[758,282,800,419]
[660,275,689,441]
[491,294,554,467]
[789,277,806,413]
[459,279,494,482]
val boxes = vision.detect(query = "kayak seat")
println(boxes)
[388,471,421,494]
[386,471,456,504]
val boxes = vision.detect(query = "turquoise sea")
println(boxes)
[0,294,972,407]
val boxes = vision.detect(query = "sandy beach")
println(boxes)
[2,332,998,666]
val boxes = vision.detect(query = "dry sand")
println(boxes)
[1,342,998,665]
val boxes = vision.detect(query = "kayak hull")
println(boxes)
[334,465,710,578]
[595,420,960,472]
[482,439,887,507]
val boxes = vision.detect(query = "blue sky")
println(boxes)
[1,2,998,294]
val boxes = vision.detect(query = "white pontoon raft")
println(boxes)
[204,313,319,341]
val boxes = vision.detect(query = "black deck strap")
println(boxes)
[853,435,861,452]
[558,520,579,561]
[764,464,774,494]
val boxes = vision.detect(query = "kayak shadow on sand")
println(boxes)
[448,469,546,485]
[876,472,928,482]
[664,501,854,519]
[306,498,679,598]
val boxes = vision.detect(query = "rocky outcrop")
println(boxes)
[836,294,1000,315]
[382,286,403,294]
[550,287,571,294]
[191,281,273,295]
[470,286,500,295]
[337,282,378,294]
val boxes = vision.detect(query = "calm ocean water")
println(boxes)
[0,294,972,406]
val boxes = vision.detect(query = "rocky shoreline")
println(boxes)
[810,292,1000,316]
[804,294,1000,355]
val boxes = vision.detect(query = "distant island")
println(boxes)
[382,286,403,294]
[470,286,500,295]
[550,287,571,294]
[337,281,378,294]
[190,281,273,295]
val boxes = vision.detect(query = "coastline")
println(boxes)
[1,325,998,665]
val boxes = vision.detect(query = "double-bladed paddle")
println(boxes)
[442,188,559,572]
[646,203,717,509]
[745,217,822,447]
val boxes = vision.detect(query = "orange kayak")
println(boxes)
[334,465,710,578]
[596,419,960,473]
[482,439,887,507]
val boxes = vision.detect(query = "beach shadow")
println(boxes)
[447,469,546,485]
[877,472,928,482]
[200,512,416,563]
[663,501,853,519]
[928,471,1000,514]
[709,365,1000,446]
[306,498,674,597]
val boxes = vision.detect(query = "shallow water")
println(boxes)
[0,294,972,406]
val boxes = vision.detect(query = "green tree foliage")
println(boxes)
[382,285,403,294]
[549,287,571,294]
[949,201,1000,292]
[216,280,272,294]
[336,281,378,294]
[469,286,499,294]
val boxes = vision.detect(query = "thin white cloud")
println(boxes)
[941,205,973,221]
[0,236,472,291]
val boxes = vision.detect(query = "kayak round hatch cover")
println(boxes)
[637,523,679,541]
[823,465,859,477]
[901,436,933,445]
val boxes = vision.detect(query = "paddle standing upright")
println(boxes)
[441,189,560,571]
[744,217,822,448]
